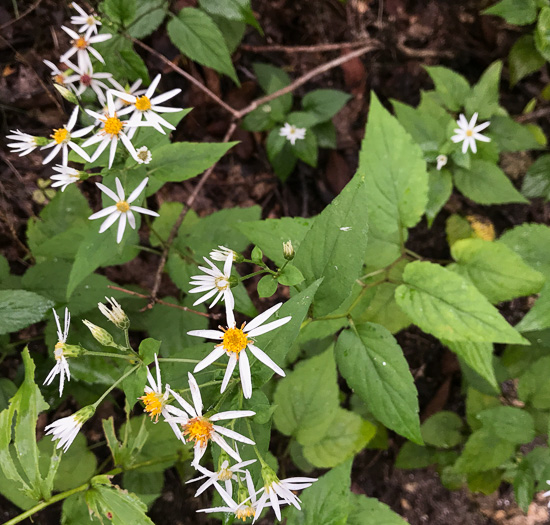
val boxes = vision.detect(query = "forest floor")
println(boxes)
[2,0,550,523]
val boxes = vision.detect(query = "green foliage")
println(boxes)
[509,36,545,85]
[421,412,464,448]
[101,0,137,26]
[536,7,550,60]
[0,290,54,335]
[347,493,408,524]
[483,0,538,25]
[424,66,471,111]
[522,154,550,200]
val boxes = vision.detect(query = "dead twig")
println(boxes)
[515,106,550,123]
[240,40,375,53]
[107,285,220,319]
[0,0,43,31]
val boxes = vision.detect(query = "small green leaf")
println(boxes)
[421,412,464,448]
[347,493,408,525]
[273,347,339,446]
[396,442,436,469]
[301,89,351,124]
[426,168,453,227]
[536,7,550,61]
[454,161,528,205]
[395,261,528,344]
[101,0,137,26]
[0,290,54,335]
[167,8,239,83]
[444,340,498,390]
[516,282,550,332]
[127,0,168,39]
[277,264,304,286]
[335,324,422,443]
[139,338,161,365]
[488,115,542,152]
[500,223,550,278]
[454,429,515,473]
[424,66,471,111]
[483,0,537,25]
[464,61,502,120]
[477,406,535,445]
[251,246,263,264]
[509,35,545,86]
[253,63,292,116]
[521,154,550,200]
[257,274,277,298]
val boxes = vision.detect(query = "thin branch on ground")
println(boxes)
[240,40,376,53]
[397,36,455,59]
[107,285,221,319]
[0,0,43,31]
[146,121,238,307]
[515,106,550,123]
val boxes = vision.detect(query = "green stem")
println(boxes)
[3,483,90,525]
[404,248,423,260]
[245,417,268,468]
[239,269,273,281]
[158,358,226,368]
[137,245,163,256]
[82,351,136,360]
[93,364,140,408]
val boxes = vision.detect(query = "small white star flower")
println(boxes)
[44,308,72,396]
[210,246,238,262]
[198,469,268,521]
[70,2,102,37]
[254,476,317,522]
[279,122,306,146]
[187,458,256,498]
[111,74,183,138]
[50,164,82,191]
[108,78,146,111]
[43,60,74,87]
[340,226,352,231]
[88,176,159,243]
[135,146,152,164]
[451,113,491,154]
[436,154,448,171]
[60,26,112,70]
[6,130,40,156]
[45,406,94,452]
[189,254,235,309]
[188,303,291,399]
[40,106,94,165]
[164,372,255,466]
[63,58,112,104]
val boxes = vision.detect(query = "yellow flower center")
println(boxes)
[116,201,130,212]
[103,116,123,136]
[183,417,213,447]
[74,36,88,49]
[135,95,151,111]
[54,343,64,360]
[214,276,229,291]
[465,129,473,137]
[54,74,65,85]
[86,16,96,26]
[235,506,255,521]
[52,128,70,144]
[288,126,297,134]
[139,391,164,422]
[219,325,250,355]
[218,468,233,481]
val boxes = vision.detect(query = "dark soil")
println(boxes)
[2,0,550,524]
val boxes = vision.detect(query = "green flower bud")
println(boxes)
[83,320,115,347]
[53,84,78,105]
[283,240,294,260]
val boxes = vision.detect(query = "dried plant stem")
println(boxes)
[240,40,375,53]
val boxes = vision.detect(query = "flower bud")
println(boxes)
[98,297,130,330]
[436,154,448,171]
[53,84,78,105]
[83,320,115,347]
[283,240,294,260]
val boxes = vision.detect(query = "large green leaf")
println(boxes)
[421,412,464,449]
[145,141,237,182]
[395,261,528,344]
[357,93,428,269]
[500,223,550,278]
[126,0,168,39]
[516,282,550,332]
[464,61,502,120]
[450,238,545,303]
[454,429,515,473]
[443,340,498,390]
[285,460,352,525]
[101,0,137,26]
[335,323,422,443]
[477,406,535,445]
[454,161,528,205]
[489,115,542,152]
[0,290,54,335]
[167,8,238,83]
[347,493,408,525]
[273,347,339,446]
[424,66,471,111]
[293,174,368,317]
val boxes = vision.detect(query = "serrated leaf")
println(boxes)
[167,8,239,83]
[450,238,545,303]
[127,0,168,39]
[335,323,422,443]
[424,66,471,111]
[347,493,408,525]
[145,142,236,182]
[0,290,54,335]
[444,340,498,390]
[488,115,542,152]
[101,0,137,26]
[293,173,368,317]
[395,261,528,344]
[464,61,502,120]
[273,347,339,446]
[302,408,375,468]
[454,161,528,205]
[358,93,428,269]
[500,223,550,278]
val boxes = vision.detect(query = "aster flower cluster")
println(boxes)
[43,243,315,522]
[6,3,183,243]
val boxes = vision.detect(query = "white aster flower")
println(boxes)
[88,176,159,243]
[543,480,550,507]
[254,474,317,522]
[60,26,112,70]
[63,58,112,104]
[40,106,94,165]
[210,246,238,262]
[164,372,255,466]
[436,154,448,171]
[108,78,146,111]
[189,254,235,309]
[198,469,267,521]
[188,303,291,399]
[135,146,152,164]
[187,458,256,498]
[70,2,102,36]
[112,74,183,138]
[82,92,144,168]
[43,60,74,87]
[45,405,94,452]
[451,113,491,154]
[98,296,129,329]
[50,164,82,191]
[44,308,72,396]
[279,122,306,146]
[6,130,40,156]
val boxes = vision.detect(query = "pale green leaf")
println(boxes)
[424,66,471,111]
[444,340,498,390]
[455,429,515,473]
[483,0,537,25]
[516,282,550,332]
[347,493,408,525]
[0,290,54,335]
[477,406,535,444]
[464,61,502,120]
[536,7,550,61]
[301,89,351,124]
[500,223,550,278]
[421,412,464,448]
[426,168,453,227]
